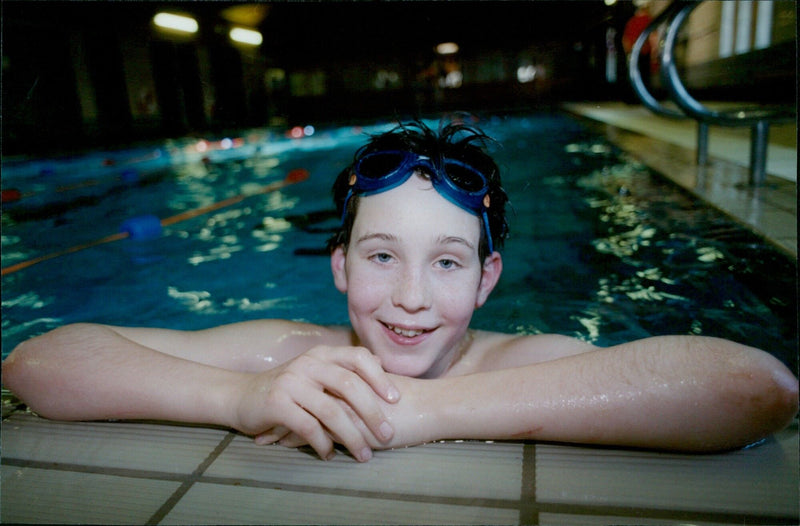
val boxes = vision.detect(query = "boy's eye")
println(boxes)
[372,252,393,263]
[437,258,459,270]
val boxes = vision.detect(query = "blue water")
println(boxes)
[2,113,796,372]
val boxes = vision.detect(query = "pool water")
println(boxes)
[2,112,796,372]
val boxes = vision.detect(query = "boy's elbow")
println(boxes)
[675,339,797,452]
[763,362,799,428]
[2,324,100,402]
[2,337,41,406]
[726,346,799,445]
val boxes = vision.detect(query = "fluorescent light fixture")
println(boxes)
[435,42,459,55]
[230,27,263,46]
[153,13,198,33]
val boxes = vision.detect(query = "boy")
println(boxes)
[3,121,797,463]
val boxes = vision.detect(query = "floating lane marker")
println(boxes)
[1,170,310,276]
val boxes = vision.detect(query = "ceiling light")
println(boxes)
[153,13,198,33]
[230,27,263,46]
[435,42,459,55]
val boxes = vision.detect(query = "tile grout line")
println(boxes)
[145,431,237,525]
[195,474,521,509]
[1,457,190,482]
[518,442,538,525]
[532,501,799,525]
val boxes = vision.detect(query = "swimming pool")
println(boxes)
[2,112,796,372]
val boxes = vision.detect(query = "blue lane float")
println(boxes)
[120,169,140,184]
[120,214,163,240]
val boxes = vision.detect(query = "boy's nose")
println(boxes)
[392,267,431,312]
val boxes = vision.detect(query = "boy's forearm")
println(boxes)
[383,336,799,452]
[2,324,243,429]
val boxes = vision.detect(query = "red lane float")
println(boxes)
[2,189,22,203]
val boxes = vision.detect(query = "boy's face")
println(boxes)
[331,174,502,378]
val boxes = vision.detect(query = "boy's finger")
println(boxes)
[313,365,395,443]
[309,346,400,404]
[335,347,401,403]
[295,390,374,462]
[276,432,306,448]
[254,425,290,445]
[280,405,337,461]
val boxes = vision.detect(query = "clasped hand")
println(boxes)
[230,345,400,462]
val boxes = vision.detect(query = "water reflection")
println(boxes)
[167,286,294,314]
[593,223,656,258]
[252,217,292,253]
[1,291,50,309]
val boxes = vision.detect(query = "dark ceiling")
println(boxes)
[4,1,619,62]
[258,2,614,56]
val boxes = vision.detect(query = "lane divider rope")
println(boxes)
[1,170,309,276]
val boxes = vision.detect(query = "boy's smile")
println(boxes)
[331,174,502,378]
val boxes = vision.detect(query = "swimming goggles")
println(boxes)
[342,150,494,253]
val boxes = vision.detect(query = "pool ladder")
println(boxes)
[628,0,796,186]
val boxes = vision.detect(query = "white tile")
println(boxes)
[205,437,524,500]
[1,465,180,524]
[165,482,520,525]
[1,413,228,474]
[536,426,799,516]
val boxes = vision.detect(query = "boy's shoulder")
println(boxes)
[457,331,596,375]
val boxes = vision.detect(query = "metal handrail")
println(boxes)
[628,2,686,119]
[630,0,795,185]
[660,1,795,127]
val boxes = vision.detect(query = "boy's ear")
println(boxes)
[476,252,502,308]
[330,245,348,293]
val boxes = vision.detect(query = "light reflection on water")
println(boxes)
[2,292,50,310]
[2,316,63,344]
[167,286,296,315]
[475,130,795,370]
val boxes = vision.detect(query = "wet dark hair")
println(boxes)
[327,119,509,261]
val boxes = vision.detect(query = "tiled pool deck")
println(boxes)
[2,410,798,524]
[2,104,798,524]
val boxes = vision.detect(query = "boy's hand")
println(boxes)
[230,345,399,462]
[257,374,437,455]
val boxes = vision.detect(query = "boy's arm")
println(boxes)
[380,335,799,452]
[1,323,397,462]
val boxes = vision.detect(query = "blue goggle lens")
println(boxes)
[357,151,408,179]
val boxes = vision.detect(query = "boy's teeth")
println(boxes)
[387,325,424,337]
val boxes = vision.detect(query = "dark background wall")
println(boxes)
[2,1,795,156]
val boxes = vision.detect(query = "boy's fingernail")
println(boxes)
[379,421,394,441]
[325,451,336,461]
[387,386,400,402]
[360,447,373,462]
